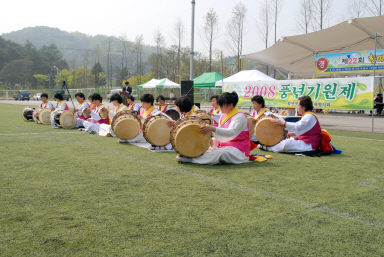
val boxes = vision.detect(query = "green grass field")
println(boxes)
[1,103,384,256]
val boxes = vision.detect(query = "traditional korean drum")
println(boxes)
[255,115,285,146]
[32,108,42,123]
[111,110,141,140]
[99,107,109,119]
[143,115,171,146]
[38,108,52,125]
[53,110,77,129]
[22,107,34,122]
[195,110,213,125]
[81,108,91,119]
[165,109,180,121]
[170,116,211,158]
[245,113,256,138]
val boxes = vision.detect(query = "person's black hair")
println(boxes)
[125,81,129,85]
[88,95,93,100]
[140,93,154,105]
[54,93,63,101]
[298,95,313,111]
[157,95,165,101]
[110,93,123,104]
[251,95,265,108]
[75,92,85,100]
[41,93,48,99]
[126,95,135,102]
[92,93,102,102]
[210,95,219,101]
[378,93,383,97]
[218,92,238,107]
[175,96,193,113]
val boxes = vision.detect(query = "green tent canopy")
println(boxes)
[193,72,224,88]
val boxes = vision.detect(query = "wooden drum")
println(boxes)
[54,110,77,129]
[143,115,171,146]
[255,116,285,146]
[22,107,34,122]
[170,116,211,158]
[111,110,141,140]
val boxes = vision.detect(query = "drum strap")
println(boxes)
[116,104,127,114]
[95,104,104,113]
[212,108,220,114]
[254,108,269,120]
[143,106,155,118]
[160,104,168,112]
[219,108,241,127]
[42,102,47,108]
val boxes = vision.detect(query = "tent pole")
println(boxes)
[190,0,196,80]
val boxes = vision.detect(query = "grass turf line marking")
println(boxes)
[54,136,384,229]
[333,135,384,142]
[0,131,78,136]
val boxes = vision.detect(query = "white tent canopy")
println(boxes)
[215,70,275,87]
[142,79,163,89]
[244,16,384,76]
[156,78,180,88]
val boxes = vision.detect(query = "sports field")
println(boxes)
[1,103,384,256]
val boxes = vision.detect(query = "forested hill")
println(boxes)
[2,26,156,69]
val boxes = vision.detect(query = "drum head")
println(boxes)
[114,119,140,140]
[59,111,76,129]
[171,117,211,158]
[143,116,171,146]
[255,118,285,146]
[165,109,180,121]
[111,110,132,129]
[39,109,52,125]
[22,107,34,122]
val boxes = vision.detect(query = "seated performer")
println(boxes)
[209,95,221,126]
[98,93,127,136]
[88,95,96,111]
[265,96,321,153]
[119,93,160,143]
[191,104,200,112]
[74,92,90,128]
[50,93,69,128]
[175,96,195,118]
[251,95,271,119]
[82,93,109,133]
[126,95,140,113]
[40,93,53,109]
[157,95,169,113]
[177,92,250,165]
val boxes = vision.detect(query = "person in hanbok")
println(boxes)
[157,95,169,113]
[82,93,109,134]
[177,92,250,165]
[50,93,69,128]
[209,95,221,126]
[74,92,90,128]
[175,96,195,119]
[40,93,53,109]
[126,95,140,113]
[264,96,322,153]
[98,93,127,137]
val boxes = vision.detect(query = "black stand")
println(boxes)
[61,81,75,109]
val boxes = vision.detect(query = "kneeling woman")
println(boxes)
[177,92,250,165]
[98,93,127,136]
[82,93,109,133]
[266,96,321,153]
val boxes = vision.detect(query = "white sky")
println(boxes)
[0,0,356,56]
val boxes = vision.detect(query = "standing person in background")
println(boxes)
[121,81,132,106]
[374,93,383,116]
[157,95,169,113]
[169,90,175,100]
[40,93,53,109]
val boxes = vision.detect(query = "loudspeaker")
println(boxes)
[181,80,194,103]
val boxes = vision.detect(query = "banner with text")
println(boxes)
[315,49,384,74]
[222,77,374,110]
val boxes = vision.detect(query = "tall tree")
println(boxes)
[366,0,383,16]
[154,30,165,78]
[297,0,313,34]
[134,35,144,84]
[311,0,332,31]
[91,62,104,87]
[226,2,247,72]
[174,19,184,82]
[349,0,366,18]
[203,8,218,72]
[272,0,283,44]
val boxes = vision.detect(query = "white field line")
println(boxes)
[52,136,384,229]
[0,131,78,136]
[333,135,384,142]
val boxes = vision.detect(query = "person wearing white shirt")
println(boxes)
[82,93,109,133]
[40,93,53,109]
[177,92,250,165]
[266,96,322,153]
[99,93,128,136]
[74,92,90,128]
[50,93,69,128]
